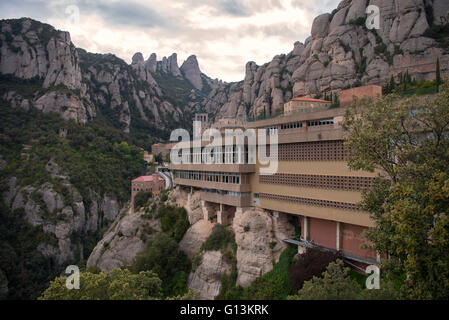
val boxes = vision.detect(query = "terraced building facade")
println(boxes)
[169,86,383,265]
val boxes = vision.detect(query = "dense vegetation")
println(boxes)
[157,205,190,243]
[288,260,398,300]
[217,245,297,300]
[130,204,191,297]
[289,248,341,292]
[0,203,61,300]
[0,93,147,299]
[343,81,449,299]
[201,224,234,252]
[0,100,146,202]
[39,269,163,300]
[134,191,152,210]
[382,70,440,96]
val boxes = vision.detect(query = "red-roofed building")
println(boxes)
[284,97,331,114]
[131,173,165,211]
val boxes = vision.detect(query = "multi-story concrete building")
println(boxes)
[169,85,383,266]
[283,97,331,114]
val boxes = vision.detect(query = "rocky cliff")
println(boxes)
[0,19,95,124]
[86,207,161,271]
[0,18,223,139]
[2,159,121,266]
[207,0,449,118]
[90,187,295,300]
[2,1,448,134]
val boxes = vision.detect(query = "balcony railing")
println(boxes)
[173,178,251,192]
[200,191,251,207]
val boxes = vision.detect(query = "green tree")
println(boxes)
[436,57,441,89]
[39,268,163,300]
[342,82,449,299]
[131,232,190,297]
[158,205,190,242]
[287,260,398,300]
[201,224,233,252]
[134,191,152,209]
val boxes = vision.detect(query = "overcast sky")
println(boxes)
[0,0,340,82]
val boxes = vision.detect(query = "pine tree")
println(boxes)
[389,75,395,93]
[436,57,441,89]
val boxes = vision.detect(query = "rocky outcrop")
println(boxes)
[179,219,214,259]
[207,0,449,120]
[233,207,295,287]
[187,250,232,300]
[0,18,95,124]
[0,19,81,89]
[433,0,449,25]
[86,209,161,272]
[146,53,157,72]
[168,186,204,224]
[0,18,218,136]
[2,158,122,265]
[181,55,203,90]
[33,91,94,124]
[156,53,182,78]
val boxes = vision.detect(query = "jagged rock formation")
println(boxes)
[2,1,448,133]
[157,53,182,78]
[0,19,81,89]
[168,186,204,224]
[88,186,296,299]
[187,250,232,300]
[179,219,214,259]
[208,0,449,119]
[233,207,295,287]
[0,18,222,137]
[181,55,203,90]
[0,19,95,124]
[1,160,121,265]
[86,209,161,272]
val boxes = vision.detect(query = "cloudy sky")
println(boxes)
[0,0,340,82]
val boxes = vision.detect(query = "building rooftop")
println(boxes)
[132,175,164,182]
[290,97,332,103]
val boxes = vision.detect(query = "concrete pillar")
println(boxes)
[336,221,341,251]
[217,203,224,224]
[202,200,210,221]
[303,216,308,241]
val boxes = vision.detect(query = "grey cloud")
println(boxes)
[291,0,340,14]
[75,0,174,29]
[216,0,250,16]
[0,0,54,21]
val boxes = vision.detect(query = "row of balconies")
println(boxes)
[173,178,251,193]
[200,191,251,207]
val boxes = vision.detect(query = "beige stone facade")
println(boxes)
[339,85,382,107]
[168,87,383,264]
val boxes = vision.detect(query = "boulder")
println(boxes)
[187,250,232,300]
[181,55,203,90]
[232,207,294,287]
[311,13,331,39]
[86,209,161,272]
[179,220,214,259]
[433,0,449,25]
